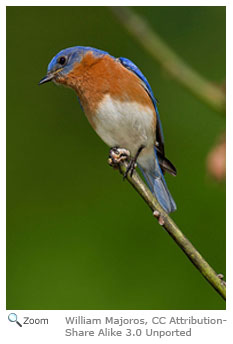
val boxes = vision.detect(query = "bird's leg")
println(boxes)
[108,147,131,168]
[123,145,145,179]
[108,145,145,178]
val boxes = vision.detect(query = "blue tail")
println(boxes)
[138,150,176,213]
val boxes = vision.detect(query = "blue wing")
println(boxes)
[118,57,165,155]
[119,57,177,212]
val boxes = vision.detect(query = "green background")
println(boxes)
[7,6,226,310]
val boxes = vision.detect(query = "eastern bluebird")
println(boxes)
[39,46,177,213]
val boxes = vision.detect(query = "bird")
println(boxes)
[39,46,177,213]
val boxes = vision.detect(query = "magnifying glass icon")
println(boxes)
[8,313,22,327]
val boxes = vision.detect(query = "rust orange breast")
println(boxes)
[58,52,156,129]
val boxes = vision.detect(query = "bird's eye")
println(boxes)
[57,56,67,65]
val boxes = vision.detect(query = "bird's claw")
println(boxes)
[108,147,130,168]
[123,159,137,179]
[108,145,144,179]
[123,144,145,179]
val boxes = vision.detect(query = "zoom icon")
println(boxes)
[8,313,22,327]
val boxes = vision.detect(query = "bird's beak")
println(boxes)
[38,73,54,85]
[38,68,63,85]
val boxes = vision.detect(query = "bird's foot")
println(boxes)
[123,158,137,179]
[108,145,145,179]
[123,145,145,179]
[108,147,130,168]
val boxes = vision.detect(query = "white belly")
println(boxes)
[93,95,155,156]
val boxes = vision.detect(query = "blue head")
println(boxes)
[39,46,110,85]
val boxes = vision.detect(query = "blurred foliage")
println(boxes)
[7,6,225,310]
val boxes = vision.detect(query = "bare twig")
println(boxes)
[110,6,225,114]
[109,155,226,301]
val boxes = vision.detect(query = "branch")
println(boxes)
[109,157,226,301]
[110,6,225,114]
